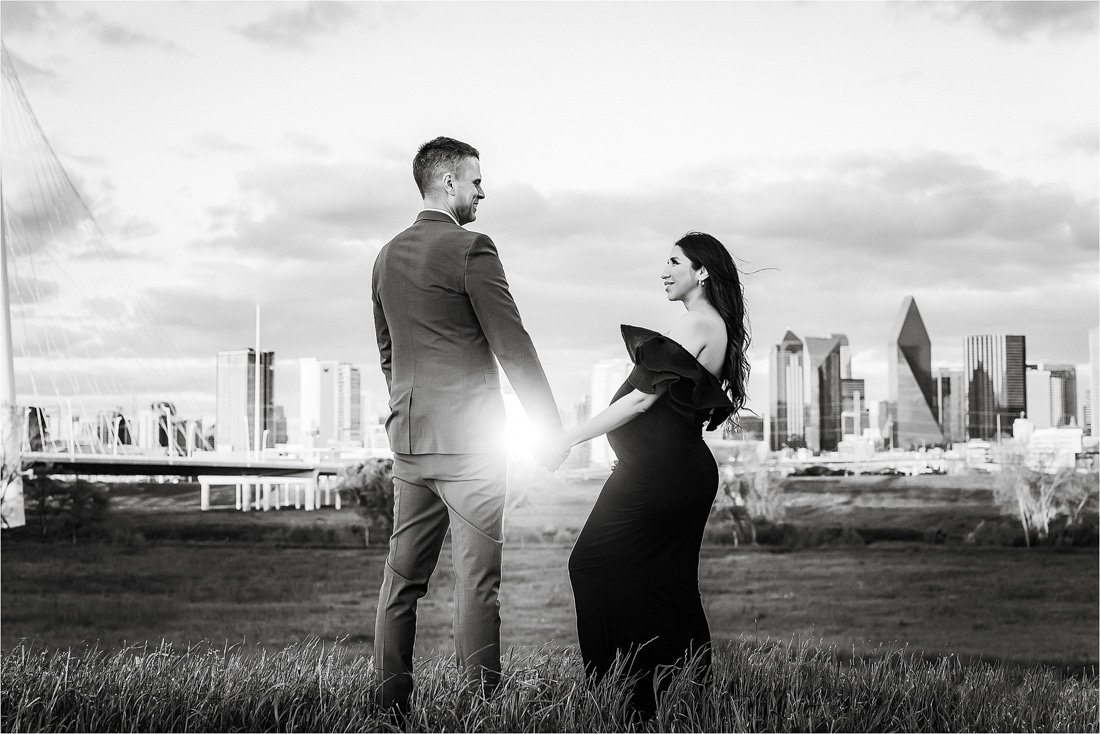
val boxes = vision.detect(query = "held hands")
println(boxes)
[534,432,571,472]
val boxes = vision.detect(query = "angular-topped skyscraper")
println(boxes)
[769,330,848,452]
[888,297,944,448]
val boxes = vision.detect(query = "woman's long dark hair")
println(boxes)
[674,232,751,414]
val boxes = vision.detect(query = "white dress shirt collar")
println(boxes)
[421,208,461,227]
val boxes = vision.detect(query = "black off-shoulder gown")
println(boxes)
[568,325,735,716]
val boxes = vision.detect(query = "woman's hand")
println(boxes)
[534,431,572,472]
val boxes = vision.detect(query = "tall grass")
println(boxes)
[2,636,1096,732]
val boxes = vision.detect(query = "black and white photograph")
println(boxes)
[1,1,1097,731]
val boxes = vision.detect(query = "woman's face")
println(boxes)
[661,246,704,302]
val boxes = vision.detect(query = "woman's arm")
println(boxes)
[538,316,715,468]
[558,384,668,451]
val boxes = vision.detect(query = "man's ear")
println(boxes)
[442,171,455,196]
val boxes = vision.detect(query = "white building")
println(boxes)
[1090,328,1099,435]
[1026,368,1057,429]
[589,357,633,467]
[299,359,362,448]
[1027,363,1079,429]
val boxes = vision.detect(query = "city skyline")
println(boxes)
[6,297,1095,447]
[20,315,1093,454]
[1,2,1096,427]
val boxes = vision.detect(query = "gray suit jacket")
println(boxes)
[372,210,562,454]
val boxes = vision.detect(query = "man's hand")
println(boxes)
[534,434,570,472]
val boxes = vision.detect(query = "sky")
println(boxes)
[1,0,1097,438]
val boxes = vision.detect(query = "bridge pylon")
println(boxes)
[1,190,27,529]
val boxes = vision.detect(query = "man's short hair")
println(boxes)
[413,137,480,197]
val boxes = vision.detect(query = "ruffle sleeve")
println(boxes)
[620,324,735,431]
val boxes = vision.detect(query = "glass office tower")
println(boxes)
[964,334,1026,440]
[216,348,275,453]
[769,331,847,452]
[888,297,944,449]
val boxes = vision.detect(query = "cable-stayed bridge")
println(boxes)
[0,45,343,529]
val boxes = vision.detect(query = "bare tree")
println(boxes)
[994,445,1099,546]
[713,459,787,545]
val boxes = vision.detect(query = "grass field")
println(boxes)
[2,471,1097,676]
[5,636,1097,733]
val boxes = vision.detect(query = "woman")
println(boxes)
[552,231,750,716]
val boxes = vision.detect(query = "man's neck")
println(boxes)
[421,206,460,226]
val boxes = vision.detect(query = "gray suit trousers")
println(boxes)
[374,452,508,712]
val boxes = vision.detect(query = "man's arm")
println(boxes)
[465,235,562,434]
[372,268,392,391]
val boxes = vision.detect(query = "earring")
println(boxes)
[697,278,706,287]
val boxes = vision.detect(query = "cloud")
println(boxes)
[0,1,66,36]
[115,216,161,241]
[17,144,1094,412]
[197,158,412,261]
[282,132,333,157]
[1069,198,1099,252]
[478,151,1096,287]
[1055,129,1100,156]
[1,192,88,257]
[13,356,215,418]
[934,1,1098,41]
[73,9,178,51]
[463,150,1096,405]
[145,259,379,363]
[187,132,254,155]
[727,153,1093,252]
[7,273,59,306]
[0,46,60,87]
[235,2,356,50]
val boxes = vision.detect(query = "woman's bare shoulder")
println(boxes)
[667,312,724,356]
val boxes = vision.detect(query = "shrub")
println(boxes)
[711,461,787,545]
[505,457,567,514]
[20,477,109,543]
[994,451,1099,547]
[337,458,394,545]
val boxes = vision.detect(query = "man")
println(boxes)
[371,136,564,715]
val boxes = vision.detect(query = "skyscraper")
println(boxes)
[841,378,867,436]
[933,368,965,444]
[589,357,633,466]
[804,335,847,452]
[273,405,289,445]
[215,349,274,453]
[1090,327,1099,435]
[1027,364,1077,429]
[1044,364,1078,427]
[888,297,944,449]
[1026,368,1055,429]
[768,331,848,452]
[964,335,1026,440]
[299,359,362,447]
[769,331,805,451]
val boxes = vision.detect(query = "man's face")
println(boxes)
[451,157,484,225]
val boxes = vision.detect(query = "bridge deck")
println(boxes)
[22,452,343,478]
